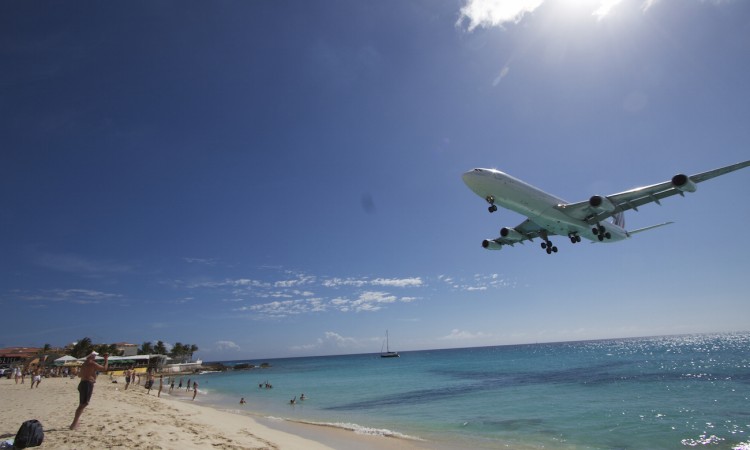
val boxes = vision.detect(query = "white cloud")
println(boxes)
[183,257,217,266]
[457,0,702,30]
[322,277,369,288]
[289,331,378,352]
[350,291,402,312]
[33,251,131,276]
[186,278,270,289]
[440,329,492,340]
[323,276,422,288]
[215,340,241,351]
[323,331,357,347]
[440,273,513,291]
[179,268,511,318]
[19,288,123,305]
[370,277,423,287]
[457,0,544,31]
[274,274,316,288]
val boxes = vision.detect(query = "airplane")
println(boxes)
[462,160,750,255]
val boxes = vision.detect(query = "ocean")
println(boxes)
[178,333,750,449]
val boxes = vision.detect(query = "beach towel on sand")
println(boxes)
[12,419,44,449]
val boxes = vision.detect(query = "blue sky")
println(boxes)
[2,0,748,361]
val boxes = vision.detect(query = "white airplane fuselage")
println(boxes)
[462,168,629,243]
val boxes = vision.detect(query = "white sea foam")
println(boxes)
[288,419,424,441]
[681,434,725,446]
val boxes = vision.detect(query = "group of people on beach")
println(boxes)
[4,363,66,386]
[68,352,202,430]
[6,366,44,388]
[6,352,203,432]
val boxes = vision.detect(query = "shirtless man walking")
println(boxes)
[70,351,109,430]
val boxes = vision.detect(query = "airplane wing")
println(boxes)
[556,160,750,224]
[485,218,548,247]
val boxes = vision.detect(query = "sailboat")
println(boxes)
[380,330,399,358]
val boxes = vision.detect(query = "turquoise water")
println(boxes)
[186,334,750,449]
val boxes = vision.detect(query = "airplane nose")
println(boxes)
[462,169,484,186]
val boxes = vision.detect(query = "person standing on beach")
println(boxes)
[157,375,163,397]
[124,368,131,390]
[70,352,109,430]
[146,370,154,394]
[192,381,198,400]
[30,367,42,389]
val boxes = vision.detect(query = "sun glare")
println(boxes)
[592,0,624,20]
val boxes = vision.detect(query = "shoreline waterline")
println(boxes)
[183,333,750,450]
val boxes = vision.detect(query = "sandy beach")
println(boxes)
[0,377,428,449]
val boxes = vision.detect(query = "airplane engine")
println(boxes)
[589,195,616,213]
[482,239,503,250]
[500,227,524,242]
[671,174,697,193]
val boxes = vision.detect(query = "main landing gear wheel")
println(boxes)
[541,241,558,254]
[592,224,612,241]
[569,234,582,244]
[486,196,497,213]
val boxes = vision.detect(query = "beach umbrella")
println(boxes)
[54,355,77,366]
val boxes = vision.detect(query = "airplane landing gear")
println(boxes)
[568,233,582,244]
[541,240,558,255]
[486,195,497,213]
[592,224,612,241]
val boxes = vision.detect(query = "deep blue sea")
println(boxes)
[182,333,750,449]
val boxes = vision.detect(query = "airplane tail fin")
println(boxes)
[612,212,625,228]
[628,221,674,235]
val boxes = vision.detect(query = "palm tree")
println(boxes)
[154,341,167,355]
[170,342,185,362]
[189,344,199,362]
[70,338,94,358]
[139,341,154,355]
[94,344,121,356]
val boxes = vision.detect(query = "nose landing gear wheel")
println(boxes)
[485,196,497,213]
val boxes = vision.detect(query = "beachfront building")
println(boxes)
[114,342,138,357]
[92,354,170,375]
[0,347,40,366]
[162,359,203,374]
